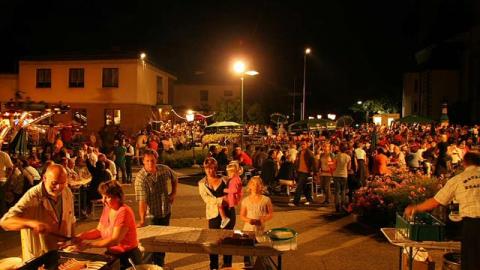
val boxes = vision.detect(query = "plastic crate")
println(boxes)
[396,212,445,241]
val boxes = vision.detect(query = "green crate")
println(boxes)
[396,212,445,241]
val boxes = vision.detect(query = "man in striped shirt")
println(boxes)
[135,149,177,267]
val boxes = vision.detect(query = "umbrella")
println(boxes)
[205,121,242,134]
[336,116,354,127]
[207,121,241,128]
[9,128,28,156]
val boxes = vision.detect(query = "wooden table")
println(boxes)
[137,225,290,269]
[381,227,460,270]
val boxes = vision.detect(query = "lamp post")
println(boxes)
[233,61,259,123]
[186,110,199,168]
[233,61,258,147]
[302,48,311,121]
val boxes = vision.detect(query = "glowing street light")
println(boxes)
[186,110,194,122]
[186,110,199,167]
[140,52,146,60]
[302,47,312,120]
[232,60,258,124]
[233,61,246,74]
[357,100,363,105]
[244,70,259,76]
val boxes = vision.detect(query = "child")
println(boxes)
[219,162,244,228]
[240,176,274,266]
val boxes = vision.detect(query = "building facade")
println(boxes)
[402,1,480,124]
[0,56,176,134]
[402,70,459,120]
[173,83,240,113]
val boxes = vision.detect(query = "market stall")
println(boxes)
[202,121,243,146]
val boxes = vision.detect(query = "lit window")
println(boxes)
[69,68,84,88]
[105,109,121,126]
[373,116,382,125]
[36,69,51,88]
[102,68,119,88]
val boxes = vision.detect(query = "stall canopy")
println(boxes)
[205,121,242,134]
[336,115,354,127]
[207,121,241,128]
[396,115,436,124]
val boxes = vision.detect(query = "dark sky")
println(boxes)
[0,0,471,117]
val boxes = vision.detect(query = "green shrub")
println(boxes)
[161,148,208,168]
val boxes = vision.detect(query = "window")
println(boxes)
[105,109,121,126]
[200,90,208,102]
[36,69,51,88]
[72,108,87,126]
[102,68,119,87]
[69,68,84,88]
[224,90,233,97]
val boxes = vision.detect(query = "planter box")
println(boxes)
[396,213,445,241]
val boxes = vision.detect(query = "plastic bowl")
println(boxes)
[126,264,164,270]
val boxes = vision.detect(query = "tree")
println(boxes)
[350,99,387,123]
[246,103,266,123]
[213,98,241,122]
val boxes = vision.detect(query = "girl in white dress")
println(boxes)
[240,176,274,266]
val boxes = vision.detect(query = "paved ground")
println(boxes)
[1,166,442,269]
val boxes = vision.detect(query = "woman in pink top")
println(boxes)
[74,181,141,269]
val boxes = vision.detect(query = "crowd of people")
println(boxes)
[0,119,480,269]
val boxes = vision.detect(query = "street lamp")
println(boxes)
[302,47,311,121]
[357,100,363,105]
[186,110,199,168]
[232,60,258,148]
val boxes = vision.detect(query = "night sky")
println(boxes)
[0,0,473,117]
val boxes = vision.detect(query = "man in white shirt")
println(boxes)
[0,164,76,261]
[125,139,135,183]
[405,151,480,270]
[354,142,367,186]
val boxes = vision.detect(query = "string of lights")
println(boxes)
[170,109,215,120]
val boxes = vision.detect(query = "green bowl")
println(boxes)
[266,228,298,241]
